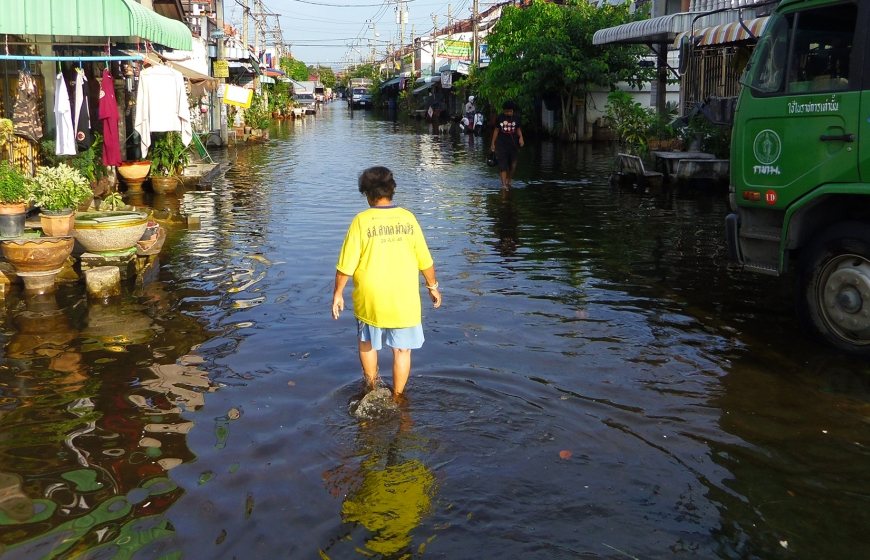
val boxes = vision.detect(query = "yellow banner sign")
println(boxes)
[436,39,472,60]
[222,84,253,108]
[213,60,229,78]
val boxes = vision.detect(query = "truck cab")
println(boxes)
[727,0,870,353]
[350,87,372,109]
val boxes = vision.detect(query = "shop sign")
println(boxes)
[437,39,472,60]
[222,84,253,108]
[213,60,230,78]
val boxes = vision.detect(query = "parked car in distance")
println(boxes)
[292,93,317,117]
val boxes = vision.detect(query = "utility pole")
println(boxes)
[242,0,249,52]
[215,0,227,145]
[253,0,262,61]
[431,14,437,76]
[397,1,407,57]
[472,0,479,68]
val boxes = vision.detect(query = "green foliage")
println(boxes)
[101,191,124,210]
[345,64,377,82]
[479,0,653,137]
[311,65,336,88]
[280,57,310,82]
[0,160,28,204]
[605,90,654,155]
[647,103,679,140]
[148,132,190,177]
[39,135,108,184]
[268,81,292,115]
[244,94,272,129]
[677,114,732,158]
[0,118,13,155]
[398,90,415,114]
[26,164,92,211]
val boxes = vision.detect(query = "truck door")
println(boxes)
[735,2,862,209]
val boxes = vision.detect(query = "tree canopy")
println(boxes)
[478,0,653,137]
[279,57,310,82]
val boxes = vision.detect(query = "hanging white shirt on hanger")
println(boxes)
[54,73,76,156]
[134,64,192,155]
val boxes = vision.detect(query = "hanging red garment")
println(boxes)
[98,68,121,166]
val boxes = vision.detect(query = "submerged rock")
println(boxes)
[349,387,399,420]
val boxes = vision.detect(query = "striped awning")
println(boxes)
[0,0,192,51]
[674,16,769,48]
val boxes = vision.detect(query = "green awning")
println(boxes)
[0,0,193,51]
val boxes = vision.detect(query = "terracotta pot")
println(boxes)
[0,236,74,273]
[0,202,27,215]
[40,211,75,237]
[150,175,179,194]
[118,160,151,192]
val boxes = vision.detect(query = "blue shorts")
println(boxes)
[357,321,424,351]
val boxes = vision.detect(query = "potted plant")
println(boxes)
[244,97,272,140]
[0,118,13,160]
[148,132,189,194]
[0,161,29,237]
[604,90,654,156]
[26,164,92,237]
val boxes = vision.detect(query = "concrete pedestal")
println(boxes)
[85,266,122,299]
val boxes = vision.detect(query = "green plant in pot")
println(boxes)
[148,132,189,194]
[0,161,30,237]
[26,164,92,237]
[605,90,654,156]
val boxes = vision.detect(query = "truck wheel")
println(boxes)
[798,222,870,355]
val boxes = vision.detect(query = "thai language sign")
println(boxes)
[437,39,472,60]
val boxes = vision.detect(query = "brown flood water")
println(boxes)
[1,104,869,559]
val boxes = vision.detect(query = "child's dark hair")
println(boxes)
[358,166,396,200]
[502,100,517,111]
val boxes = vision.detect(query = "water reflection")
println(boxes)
[323,406,436,558]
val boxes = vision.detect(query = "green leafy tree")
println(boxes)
[307,65,337,89]
[479,0,653,139]
[280,57,310,82]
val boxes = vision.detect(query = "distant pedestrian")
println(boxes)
[490,100,525,189]
[332,166,442,399]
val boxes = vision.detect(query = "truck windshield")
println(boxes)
[741,13,789,94]
[353,88,367,95]
[742,5,856,95]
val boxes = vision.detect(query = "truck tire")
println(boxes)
[797,222,870,355]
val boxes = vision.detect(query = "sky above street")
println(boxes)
[223,0,499,69]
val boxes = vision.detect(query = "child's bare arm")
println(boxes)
[421,266,442,309]
[332,271,351,319]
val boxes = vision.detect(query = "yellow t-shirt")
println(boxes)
[337,206,434,328]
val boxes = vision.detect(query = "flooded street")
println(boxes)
[2,104,869,559]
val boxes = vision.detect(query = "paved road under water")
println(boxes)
[1,104,869,559]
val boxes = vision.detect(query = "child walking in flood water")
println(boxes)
[332,166,442,398]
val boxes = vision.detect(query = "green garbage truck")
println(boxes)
[726,0,870,354]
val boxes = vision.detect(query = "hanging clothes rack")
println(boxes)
[0,55,143,62]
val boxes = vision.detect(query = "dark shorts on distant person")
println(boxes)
[495,145,518,172]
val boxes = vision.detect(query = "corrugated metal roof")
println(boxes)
[673,16,769,47]
[0,0,192,51]
[592,11,738,46]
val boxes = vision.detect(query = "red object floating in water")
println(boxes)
[559,450,572,460]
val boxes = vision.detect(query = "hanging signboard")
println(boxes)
[436,39,472,60]
[222,84,253,108]
[213,59,229,78]
[441,71,452,89]
[479,44,490,66]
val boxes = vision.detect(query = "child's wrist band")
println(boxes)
[426,282,439,290]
